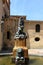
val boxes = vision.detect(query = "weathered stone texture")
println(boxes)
[3,16,26,49]
[0,0,3,51]
[24,21,43,49]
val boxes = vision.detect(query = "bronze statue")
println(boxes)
[12,17,29,65]
[14,17,27,39]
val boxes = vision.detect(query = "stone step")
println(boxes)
[0,49,43,56]
[0,52,13,56]
[28,49,43,56]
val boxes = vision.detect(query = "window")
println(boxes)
[36,24,40,32]
[7,31,11,39]
[35,37,40,41]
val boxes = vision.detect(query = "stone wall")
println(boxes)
[4,18,43,49]
[2,0,10,16]
[3,16,26,49]
[2,15,43,49]
[24,21,43,49]
[0,0,4,51]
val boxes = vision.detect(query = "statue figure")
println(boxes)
[12,17,29,65]
[14,17,27,39]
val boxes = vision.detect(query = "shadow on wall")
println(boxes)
[26,32,30,49]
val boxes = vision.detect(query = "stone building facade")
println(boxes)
[0,0,43,51]
[24,21,43,49]
[0,0,3,50]
[3,18,43,49]
[0,0,10,51]
[3,16,26,50]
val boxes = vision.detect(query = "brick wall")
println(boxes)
[3,16,26,49]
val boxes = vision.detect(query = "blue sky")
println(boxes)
[10,0,43,20]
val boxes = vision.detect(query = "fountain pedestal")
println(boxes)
[13,39,28,58]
